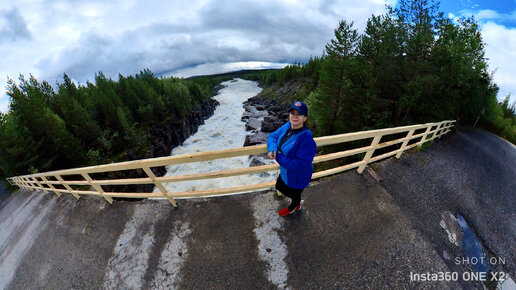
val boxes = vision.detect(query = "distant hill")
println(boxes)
[186,69,280,79]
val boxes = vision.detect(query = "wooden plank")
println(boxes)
[157,164,279,183]
[142,167,177,207]
[418,126,433,147]
[396,129,415,159]
[21,177,31,189]
[431,123,442,140]
[31,177,48,193]
[358,135,382,174]
[81,173,113,204]
[313,146,372,163]
[16,177,24,188]
[51,188,100,196]
[104,181,277,199]
[313,123,430,147]
[312,160,365,179]
[10,177,18,187]
[369,148,404,163]
[29,145,269,177]
[376,129,432,149]
[55,175,80,200]
[40,176,61,197]
[9,177,17,187]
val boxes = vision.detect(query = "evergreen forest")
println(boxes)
[244,0,515,143]
[0,70,222,187]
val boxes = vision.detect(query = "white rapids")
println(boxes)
[155,78,277,196]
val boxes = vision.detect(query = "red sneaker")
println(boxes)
[296,200,304,211]
[278,207,295,216]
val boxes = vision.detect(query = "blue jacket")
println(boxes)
[267,122,317,189]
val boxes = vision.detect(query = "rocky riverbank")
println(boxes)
[242,96,290,146]
[241,94,290,167]
[146,98,220,171]
[148,83,225,165]
[241,77,312,147]
[109,86,223,195]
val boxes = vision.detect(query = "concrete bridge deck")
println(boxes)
[0,128,515,289]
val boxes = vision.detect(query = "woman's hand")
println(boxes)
[268,151,276,160]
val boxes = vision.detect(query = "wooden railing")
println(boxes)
[7,120,455,207]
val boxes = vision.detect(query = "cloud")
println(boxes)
[0,6,33,42]
[450,8,516,103]
[481,22,516,101]
[0,0,440,113]
[0,96,8,114]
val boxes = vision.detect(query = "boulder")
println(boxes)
[264,115,276,123]
[261,121,276,133]
[244,132,270,146]
[249,154,269,167]
[245,118,262,131]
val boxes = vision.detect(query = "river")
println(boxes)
[155,78,277,196]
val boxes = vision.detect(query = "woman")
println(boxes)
[267,101,317,216]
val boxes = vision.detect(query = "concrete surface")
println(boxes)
[371,128,516,288]
[0,182,10,209]
[0,128,514,289]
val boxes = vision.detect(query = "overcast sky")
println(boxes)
[1,0,515,113]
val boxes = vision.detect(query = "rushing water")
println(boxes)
[155,78,277,196]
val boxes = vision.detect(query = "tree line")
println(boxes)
[0,69,221,186]
[244,0,515,143]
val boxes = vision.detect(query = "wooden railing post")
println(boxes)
[21,177,31,189]
[40,176,62,197]
[437,122,449,138]
[13,177,21,188]
[11,177,19,188]
[418,125,433,147]
[357,135,382,174]
[142,167,177,207]
[24,177,32,189]
[396,129,415,159]
[18,177,25,188]
[31,176,48,193]
[25,177,35,189]
[430,123,442,141]
[55,175,80,200]
[81,173,113,204]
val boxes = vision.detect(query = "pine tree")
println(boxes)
[308,20,360,136]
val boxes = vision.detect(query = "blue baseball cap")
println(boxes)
[288,101,308,116]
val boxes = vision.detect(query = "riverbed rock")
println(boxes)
[244,132,270,146]
[241,95,290,146]
[246,118,262,132]
[248,154,270,167]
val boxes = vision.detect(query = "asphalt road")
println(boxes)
[0,128,514,289]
